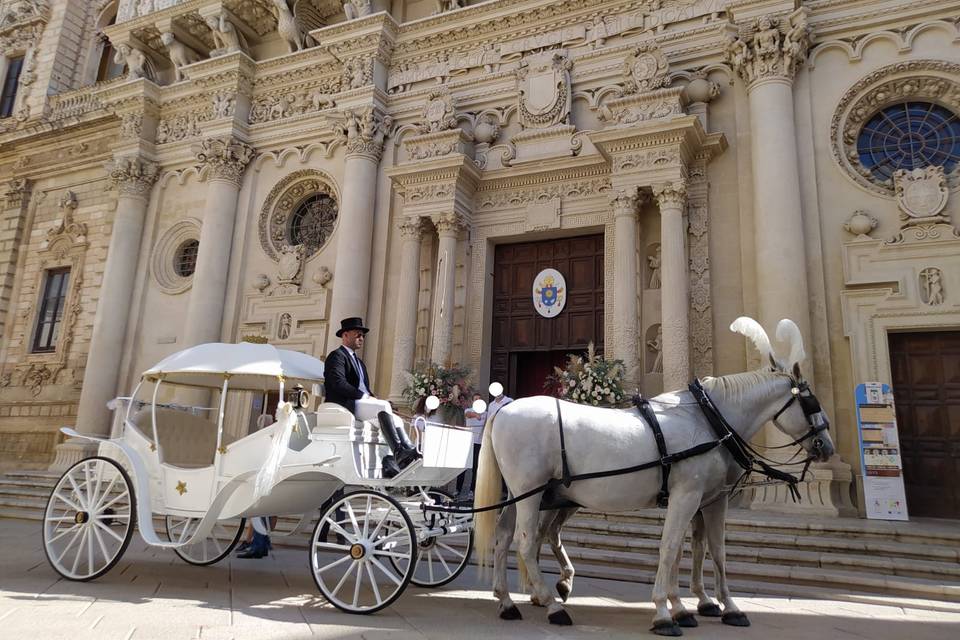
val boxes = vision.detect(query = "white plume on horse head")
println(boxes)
[729,316,775,361]
[775,318,805,367]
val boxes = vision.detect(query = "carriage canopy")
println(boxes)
[141,342,325,390]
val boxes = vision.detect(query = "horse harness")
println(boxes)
[424,377,829,516]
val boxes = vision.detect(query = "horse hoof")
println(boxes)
[499,605,522,621]
[556,581,571,602]
[650,620,683,637]
[697,603,722,617]
[673,611,698,628]
[548,609,573,626]
[721,611,751,627]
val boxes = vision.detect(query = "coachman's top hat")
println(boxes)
[336,317,370,337]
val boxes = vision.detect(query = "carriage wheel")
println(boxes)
[165,515,245,566]
[42,456,136,581]
[407,489,473,588]
[309,490,417,614]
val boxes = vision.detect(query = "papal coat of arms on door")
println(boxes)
[533,268,567,318]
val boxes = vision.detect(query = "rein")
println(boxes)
[423,378,825,515]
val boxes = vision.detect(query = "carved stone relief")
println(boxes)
[274,243,306,296]
[646,243,661,289]
[516,51,572,130]
[622,42,669,95]
[418,90,458,135]
[843,210,878,239]
[258,170,339,263]
[646,324,663,374]
[724,10,811,87]
[919,267,945,306]
[333,107,393,160]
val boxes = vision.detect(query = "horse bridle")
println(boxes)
[770,378,830,459]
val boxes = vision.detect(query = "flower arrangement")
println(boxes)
[402,362,476,412]
[545,343,627,407]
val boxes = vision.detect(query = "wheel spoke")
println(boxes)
[91,524,111,564]
[331,559,357,597]
[367,505,392,541]
[94,520,125,543]
[427,549,435,583]
[368,555,403,586]
[323,518,357,544]
[365,563,382,604]
[372,549,414,560]
[54,490,84,513]
[344,500,361,534]
[92,474,118,512]
[436,541,466,559]
[362,496,371,538]
[98,490,130,513]
[95,513,129,521]
[315,554,351,575]
[70,528,88,574]
[48,523,80,544]
[351,562,363,608]
[54,525,84,564]
[372,526,407,548]
[86,524,96,574]
[434,548,451,575]
[314,541,350,552]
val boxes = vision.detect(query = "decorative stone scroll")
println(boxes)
[195,136,255,185]
[725,10,811,87]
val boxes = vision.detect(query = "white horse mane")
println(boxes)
[701,370,786,406]
[730,315,806,369]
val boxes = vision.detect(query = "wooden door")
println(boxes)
[491,235,604,397]
[888,331,960,519]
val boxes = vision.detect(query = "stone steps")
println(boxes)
[4,469,959,605]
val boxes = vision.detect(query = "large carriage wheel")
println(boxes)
[406,489,473,588]
[42,456,136,581]
[309,490,417,614]
[165,515,245,566]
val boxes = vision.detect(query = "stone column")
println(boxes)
[610,189,641,391]
[181,137,254,348]
[327,108,392,347]
[51,157,159,471]
[430,213,464,367]
[725,11,814,362]
[653,182,690,392]
[388,217,425,402]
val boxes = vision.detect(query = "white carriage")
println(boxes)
[42,343,475,613]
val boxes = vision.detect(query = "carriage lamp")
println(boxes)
[289,384,309,408]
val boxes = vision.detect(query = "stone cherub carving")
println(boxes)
[205,12,247,56]
[161,32,201,82]
[211,93,234,119]
[273,0,316,53]
[114,43,148,81]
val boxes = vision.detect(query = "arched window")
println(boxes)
[857,102,960,183]
[288,193,338,254]
[95,13,125,82]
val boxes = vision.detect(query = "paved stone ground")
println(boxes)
[2,518,958,640]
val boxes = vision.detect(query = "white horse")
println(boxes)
[474,317,835,636]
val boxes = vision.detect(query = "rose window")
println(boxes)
[288,194,338,254]
[856,102,960,183]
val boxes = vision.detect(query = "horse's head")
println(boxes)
[731,317,835,463]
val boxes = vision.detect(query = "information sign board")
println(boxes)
[855,382,909,521]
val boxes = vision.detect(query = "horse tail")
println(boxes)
[473,410,502,570]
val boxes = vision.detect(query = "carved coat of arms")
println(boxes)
[623,43,669,95]
[532,268,566,318]
[893,166,948,224]
[517,51,573,129]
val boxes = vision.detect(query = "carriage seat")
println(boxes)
[312,403,355,436]
[128,408,238,468]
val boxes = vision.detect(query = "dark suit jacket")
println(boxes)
[324,346,372,415]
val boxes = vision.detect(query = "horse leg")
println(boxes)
[545,507,578,602]
[530,510,558,606]
[515,499,571,625]
[668,540,696,628]
[651,491,701,636]
[690,510,721,617]
[493,504,521,620]
[702,498,749,627]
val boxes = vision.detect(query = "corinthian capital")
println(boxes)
[397,216,426,240]
[335,107,393,161]
[196,137,255,185]
[653,181,687,210]
[724,10,811,88]
[108,156,160,198]
[610,188,640,219]
[434,212,467,236]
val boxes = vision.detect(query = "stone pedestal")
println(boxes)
[53,157,159,472]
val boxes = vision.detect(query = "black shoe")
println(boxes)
[381,455,401,478]
[235,541,251,554]
[237,547,267,559]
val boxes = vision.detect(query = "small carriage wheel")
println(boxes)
[404,489,473,588]
[309,490,417,614]
[165,515,246,566]
[42,456,136,581]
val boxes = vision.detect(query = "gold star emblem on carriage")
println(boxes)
[149,443,156,452]
[175,481,187,496]
[218,445,228,454]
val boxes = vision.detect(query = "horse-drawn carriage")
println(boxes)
[42,342,475,613]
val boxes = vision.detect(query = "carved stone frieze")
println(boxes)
[598,87,686,128]
[516,51,573,130]
[341,56,374,90]
[195,137,255,185]
[613,149,680,174]
[248,83,337,125]
[108,156,160,197]
[418,90,458,135]
[157,109,207,144]
[687,163,713,377]
[475,176,611,211]
[403,128,471,162]
[405,182,455,205]
[334,107,393,161]
[725,9,811,87]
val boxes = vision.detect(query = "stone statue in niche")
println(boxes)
[205,12,247,56]
[161,32,201,82]
[115,44,148,81]
[647,245,661,289]
[920,267,944,306]
[273,243,305,296]
[646,326,663,374]
[277,313,293,340]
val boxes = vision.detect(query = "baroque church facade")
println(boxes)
[0,0,958,519]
